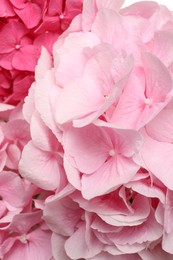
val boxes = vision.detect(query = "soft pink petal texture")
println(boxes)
[7,211,42,234]
[0,171,31,209]
[142,52,172,102]
[34,70,62,139]
[35,47,53,80]
[139,243,173,260]
[63,124,141,174]
[64,155,81,190]
[23,84,36,124]
[89,252,141,260]
[0,104,14,112]
[55,53,133,126]
[30,112,59,152]
[121,1,159,19]
[110,52,172,129]
[97,195,150,227]
[63,125,110,174]
[125,173,166,204]
[146,101,173,143]
[82,0,125,32]
[19,141,63,190]
[2,119,30,144]
[135,129,173,190]
[64,124,141,198]
[108,211,162,245]
[4,229,52,260]
[44,197,82,236]
[162,190,173,254]
[151,31,173,67]
[54,32,100,87]
[82,156,139,199]
[51,233,70,260]
[64,221,103,259]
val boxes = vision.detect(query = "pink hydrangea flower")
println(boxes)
[18,0,173,258]
[1,0,173,259]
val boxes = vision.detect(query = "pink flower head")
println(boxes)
[0,119,30,171]
[19,112,67,191]
[43,185,162,259]
[0,21,39,71]
[0,171,35,229]
[63,124,142,199]
[1,0,173,259]
[0,211,52,260]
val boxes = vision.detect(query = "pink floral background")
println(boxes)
[0,0,173,259]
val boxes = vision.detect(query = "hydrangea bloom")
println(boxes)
[0,0,83,105]
[1,0,173,259]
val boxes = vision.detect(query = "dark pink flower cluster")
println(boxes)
[0,0,83,106]
[1,0,173,259]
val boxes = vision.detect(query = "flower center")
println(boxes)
[109,149,116,157]
[59,13,64,19]
[144,98,152,106]
[19,234,27,244]
[15,44,21,50]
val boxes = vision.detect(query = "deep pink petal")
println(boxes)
[12,45,40,71]
[14,3,42,29]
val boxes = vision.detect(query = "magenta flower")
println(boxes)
[0,21,39,71]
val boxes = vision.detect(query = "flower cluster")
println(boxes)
[0,0,83,106]
[1,0,173,259]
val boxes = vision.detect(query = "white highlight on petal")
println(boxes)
[15,44,21,50]
[144,98,152,106]
[19,234,28,244]
[109,149,116,156]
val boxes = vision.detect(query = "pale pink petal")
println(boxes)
[63,125,109,174]
[0,171,30,208]
[7,211,42,234]
[51,233,70,260]
[30,112,59,152]
[146,102,173,143]
[35,47,53,81]
[54,32,100,87]
[44,197,82,236]
[65,223,103,259]
[142,52,172,102]
[151,31,173,67]
[139,243,173,260]
[162,190,173,254]
[135,129,173,190]
[121,1,159,19]
[23,83,36,124]
[34,70,62,139]
[82,156,139,199]
[19,141,62,190]
[4,229,52,260]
